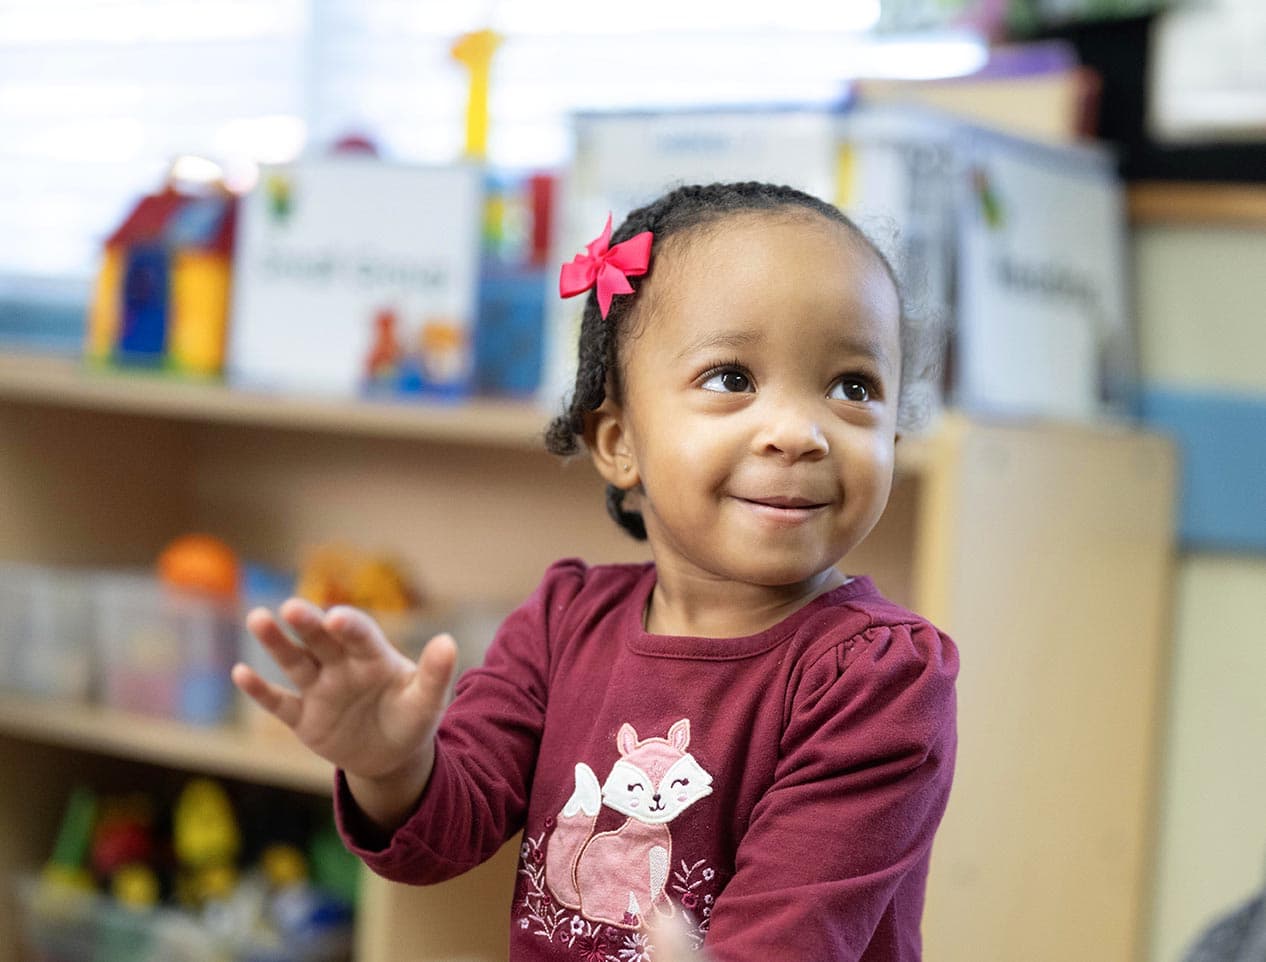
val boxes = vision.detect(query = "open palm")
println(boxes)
[232,598,457,782]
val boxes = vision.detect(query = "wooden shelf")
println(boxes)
[0,693,332,795]
[0,352,551,449]
[0,351,933,478]
[1128,181,1266,228]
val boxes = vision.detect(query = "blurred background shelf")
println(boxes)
[0,362,1178,962]
[1128,181,1266,228]
[0,352,551,449]
[0,692,331,794]
[0,352,934,479]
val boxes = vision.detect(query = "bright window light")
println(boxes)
[0,0,983,282]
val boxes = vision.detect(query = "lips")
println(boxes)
[734,494,831,524]
[743,495,827,510]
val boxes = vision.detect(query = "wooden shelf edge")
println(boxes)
[1128,181,1266,228]
[0,352,552,449]
[0,693,333,795]
[0,351,936,478]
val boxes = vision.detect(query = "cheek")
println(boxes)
[841,433,895,503]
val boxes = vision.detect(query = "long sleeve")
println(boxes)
[335,558,587,884]
[703,621,959,962]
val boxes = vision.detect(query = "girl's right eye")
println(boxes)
[700,368,753,393]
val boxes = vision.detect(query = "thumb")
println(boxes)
[411,632,459,705]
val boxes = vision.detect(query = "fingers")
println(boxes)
[278,597,345,664]
[231,662,302,728]
[648,914,706,962]
[322,604,396,659]
[246,607,319,688]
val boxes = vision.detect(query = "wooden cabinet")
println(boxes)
[0,352,1176,962]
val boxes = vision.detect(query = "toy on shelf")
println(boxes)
[87,166,238,378]
[39,785,98,896]
[475,171,554,398]
[157,533,241,601]
[173,778,241,909]
[90,794,157,892]
[295,544,423,615]
[94,533,242,724]
[21,781,356,962]
[451,29,502,162]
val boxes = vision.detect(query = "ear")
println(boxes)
[583,398,640,490]
[617,723,640,756]
[667,719,690,751]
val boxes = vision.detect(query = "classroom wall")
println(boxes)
[1134,224,1266,962]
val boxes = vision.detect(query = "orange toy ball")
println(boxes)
[158,534,240,599]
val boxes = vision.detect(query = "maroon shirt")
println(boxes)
[337,559,958,961]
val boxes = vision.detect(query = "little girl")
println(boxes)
[233,182,959,961]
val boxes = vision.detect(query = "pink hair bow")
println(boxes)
[559,213,653,319]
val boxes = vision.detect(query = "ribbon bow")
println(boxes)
[559,214,653,319]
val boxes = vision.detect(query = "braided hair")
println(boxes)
[544,181,921,541]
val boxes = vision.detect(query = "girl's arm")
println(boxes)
[704,621,959,962]
[334,558,587,884]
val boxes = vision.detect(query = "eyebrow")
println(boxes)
[675,329,765,360]
[833,334,896,374]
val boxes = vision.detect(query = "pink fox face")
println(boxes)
[600,719,713,825]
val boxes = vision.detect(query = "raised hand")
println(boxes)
[231,598,457,830]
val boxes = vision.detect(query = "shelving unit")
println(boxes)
[1128,181,1266,228]
[0,351,1177,962]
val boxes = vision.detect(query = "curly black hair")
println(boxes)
[545,181,932,541]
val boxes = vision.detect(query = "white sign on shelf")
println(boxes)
[228,160,482,399]
[953,128,1130,420]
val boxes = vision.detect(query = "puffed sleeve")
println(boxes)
[704,621,959,962]
[334,558,587,884]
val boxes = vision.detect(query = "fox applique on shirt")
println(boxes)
[336,559,958,962]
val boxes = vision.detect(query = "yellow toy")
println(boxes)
[450,29,502,161]
[173,778,241,907]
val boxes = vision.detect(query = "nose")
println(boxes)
[753,398,830,462]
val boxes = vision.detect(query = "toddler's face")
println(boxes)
[616,213,902,592]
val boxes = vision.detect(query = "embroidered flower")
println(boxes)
[576,931,616,962]
[521,842,531,859]
[681,892,699,910]
[530,847,545,865]
[622,911,641,928]
[702,868,715,881]
[571,916,587,935]
[544,815,556,830]
[520,918,530,929]
[619,932,652,962]
[704,894,713,905]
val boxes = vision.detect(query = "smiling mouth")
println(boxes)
[744,496,826,509]
[736,496,830,522]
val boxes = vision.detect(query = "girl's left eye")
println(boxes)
[830,378,872,402]
[701,369,753,393]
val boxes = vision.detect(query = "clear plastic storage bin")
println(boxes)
[91,573,239,724]
[0,562,93,701]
